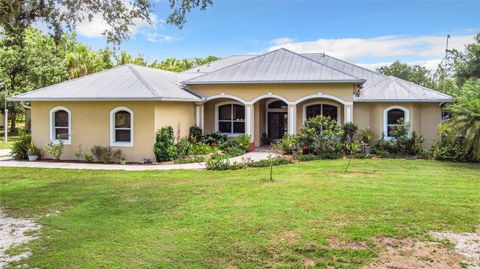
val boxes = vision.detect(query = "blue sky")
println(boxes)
[75,0,479,70]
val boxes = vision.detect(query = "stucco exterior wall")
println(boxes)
[31,101,157,162]
[188,83,356,103]
[154,102,195,141]
[353,102,442,146]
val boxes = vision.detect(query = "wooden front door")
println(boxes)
[268,112,288,140]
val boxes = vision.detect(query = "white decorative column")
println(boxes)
[288,104,297,135]
[344,103,353,123]
[195,103,204,130]
[245,104,255,141]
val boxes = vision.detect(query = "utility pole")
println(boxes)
[443,34,450,93]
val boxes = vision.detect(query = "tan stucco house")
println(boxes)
[11,48,453,161]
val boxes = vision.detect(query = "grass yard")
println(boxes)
[1,159,479,268]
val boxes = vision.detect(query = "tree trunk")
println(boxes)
[9,110,16,133]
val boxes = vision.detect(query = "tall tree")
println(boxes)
[0,0,212,44]
[450,33,480,87]
[377,61,433,87]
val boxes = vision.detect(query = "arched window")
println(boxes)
[110,107,134,147]
[303,103,340,122]
[50,107,71,144]
[384,106,409,138]
[216,102,245,135]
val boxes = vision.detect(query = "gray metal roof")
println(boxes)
[183,48,365,84]
[10,64,201,101]
[355,76,453,102]
[302,53,387,88]
[181,55,256,74]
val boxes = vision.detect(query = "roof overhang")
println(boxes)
[354,98,454,103]
[183,79,366,85]
[8,97,202,102]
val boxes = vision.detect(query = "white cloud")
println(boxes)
[270,37,295,46]
[145,32,179,43]
[268,34,474,62]
[74,12,176,42]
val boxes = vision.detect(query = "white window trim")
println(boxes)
[49,106,72,145]
[110,107,134,147]
[302,101,341,123]
[214,101,245,136]
[383,105,410,139]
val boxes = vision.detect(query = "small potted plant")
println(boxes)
[27,143,41,161]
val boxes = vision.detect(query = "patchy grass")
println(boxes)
[1,159,479,268]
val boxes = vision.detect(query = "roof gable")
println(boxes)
[355,76,453,102]
[10,64,201,101]
[183,48,364,84]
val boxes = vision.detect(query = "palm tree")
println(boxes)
[442,80,480,160]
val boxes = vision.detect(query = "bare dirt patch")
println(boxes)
[364,237,465,269]
[431,231,480,269]
[0,210,41,269]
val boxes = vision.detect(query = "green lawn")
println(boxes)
[1,159,479,268]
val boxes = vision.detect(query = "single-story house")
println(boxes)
[11,48,453,161]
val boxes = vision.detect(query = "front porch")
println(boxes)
[195,94,353,146]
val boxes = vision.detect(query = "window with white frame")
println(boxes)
[304,103,339,122]
[216,103,245,134]
[50,107,71,144]
[110,107,133,146]
[384,106,409,138]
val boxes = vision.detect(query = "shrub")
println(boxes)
[205,152,231,170]
[44,141,64,160]
[358,128,375,145]
[189,126,204,142]
[154,126,177,162]
[175,137,193,159]
[233,134,251,152]
[247,157,292,167]
[342,122,358,142]
[275,134,300,154]
[344,141,362,156]
[84,154,94,163]
[372,121,426,157]
[91,145,122,164]
[174,156,206,164]
[299,116,344,159]
[27,143,41,156]
[10,134,31,160]
[432,138,476,162]
[190,143,214,155]
[204,132,228,147]
[74,145,84,160]
[223,146,245,158]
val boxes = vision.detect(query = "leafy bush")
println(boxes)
[372,121,425,157]
[84,154,94,163]
[432,138,476,162]
[154,126,177,162]
[205,152,231,170]
[299,116,344,159]
[275,134,300,154]
[10,134,31,160]
[204,132,228,147]
[342,122,358,142]
[27,142,41,156]
[189,126,204,142]
[91,145,122,163]
[191,143,214,155]
[175,137,193,159]
[343,141,362,156]
[44,141,64,160]
[223,146,245,158]
[233,134,251,152]
[246,157,292,167]
[358,128,375,144]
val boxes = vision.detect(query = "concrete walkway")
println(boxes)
[0,149,11,157]
[0,151,278,171]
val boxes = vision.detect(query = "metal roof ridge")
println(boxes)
[126,65,160,97]
[282,48,364,81]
